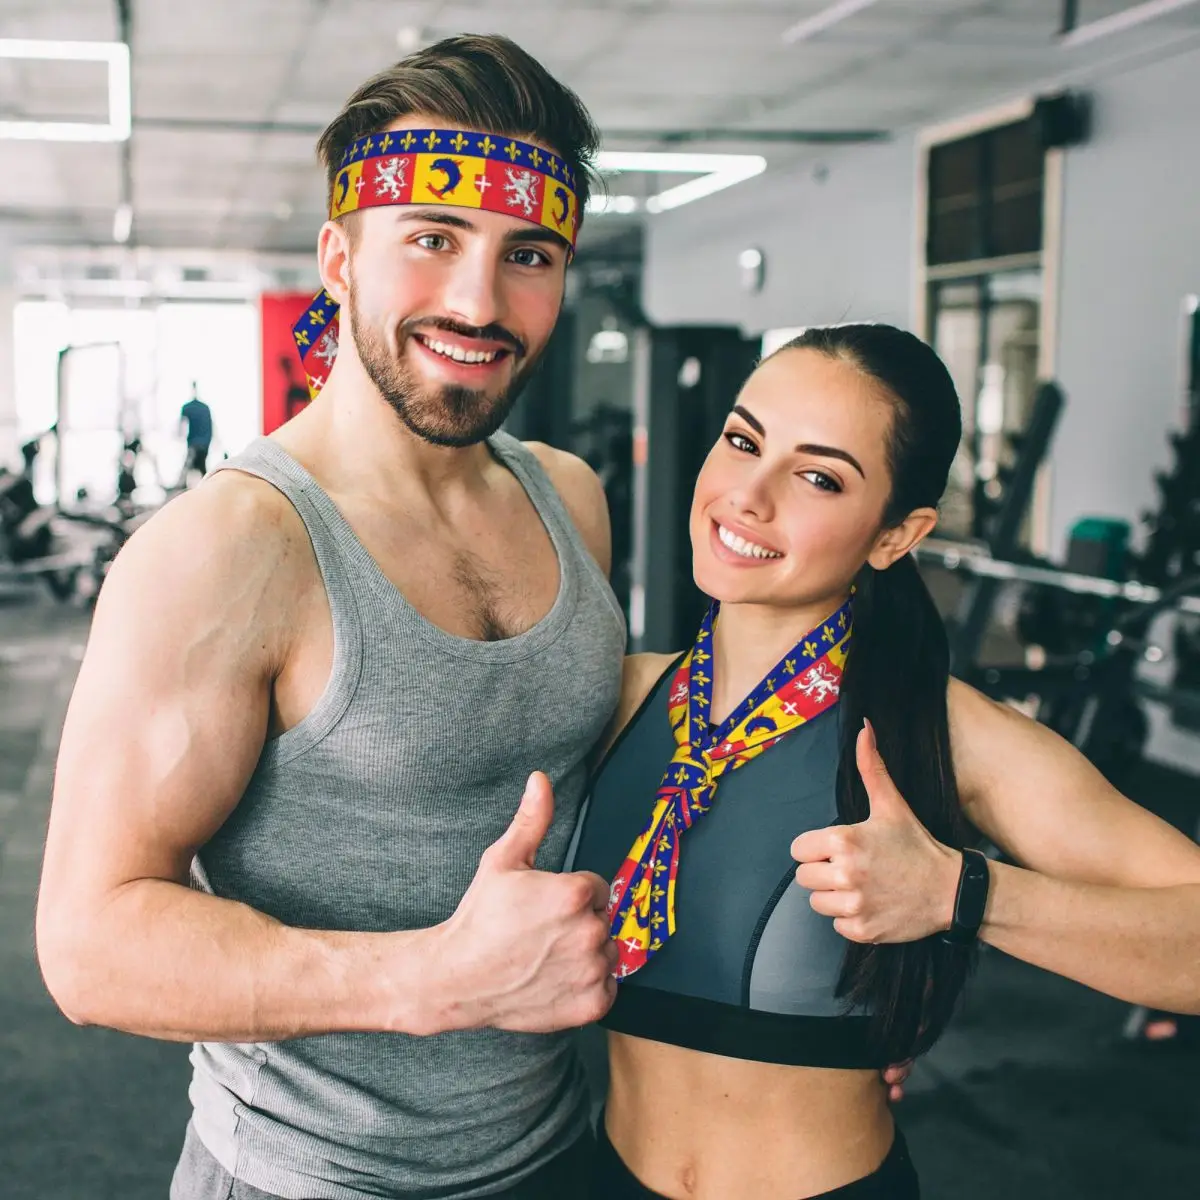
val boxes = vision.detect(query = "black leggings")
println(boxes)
[589,1116,920,1199]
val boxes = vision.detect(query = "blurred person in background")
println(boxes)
[178,381,214,487]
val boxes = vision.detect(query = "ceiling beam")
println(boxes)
[130,115,890,146]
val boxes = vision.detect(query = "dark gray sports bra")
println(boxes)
[570,656,884,1069]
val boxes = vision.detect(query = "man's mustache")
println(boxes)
[403,317,525,358]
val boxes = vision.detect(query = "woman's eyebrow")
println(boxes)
[730,404,866,478]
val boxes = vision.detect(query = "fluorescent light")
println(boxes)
[645,156,766,213]
[112,203,133,244]
[0,39,131,142]
[0,38,123,61]
[1060,0,1200,48]
[597,150,762,174]
[593,150,767,214]
[781,0,880,46]
[586,194,641,215]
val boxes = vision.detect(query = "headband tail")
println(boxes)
[292,289,340,400]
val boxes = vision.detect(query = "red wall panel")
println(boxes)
[260,291,318,435]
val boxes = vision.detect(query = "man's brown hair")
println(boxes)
[317,34,600,226]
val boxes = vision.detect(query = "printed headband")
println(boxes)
[292,127,582,399]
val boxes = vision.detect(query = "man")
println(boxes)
[179,382,214,484]
[37,35,626,1200]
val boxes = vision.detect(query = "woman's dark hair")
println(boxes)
[316,34,600,220]
[772,323,976,1063]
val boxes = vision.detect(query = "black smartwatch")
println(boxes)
[941,848,990,946]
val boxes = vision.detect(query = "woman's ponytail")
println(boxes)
[834,555,977,1061]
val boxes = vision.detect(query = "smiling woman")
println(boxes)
[571,321,1200,1198]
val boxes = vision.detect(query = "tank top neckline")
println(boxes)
[242,432,582,664]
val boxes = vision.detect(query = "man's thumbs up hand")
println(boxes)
[436,772,618,1034]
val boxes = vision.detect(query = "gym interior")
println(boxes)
[1,2,1199,1197]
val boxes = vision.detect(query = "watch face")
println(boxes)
[954,850,990,936]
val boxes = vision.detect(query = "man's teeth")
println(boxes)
[717,524,782,560]
[420,336,500,365]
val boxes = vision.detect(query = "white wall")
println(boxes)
[642,136,916,336]
[1051,44,1200,557]
[641,45,1200,565]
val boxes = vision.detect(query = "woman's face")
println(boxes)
[690,347,907,608]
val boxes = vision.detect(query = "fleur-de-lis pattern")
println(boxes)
[608,597,853,979]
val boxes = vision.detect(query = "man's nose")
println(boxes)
[439,250,506,333]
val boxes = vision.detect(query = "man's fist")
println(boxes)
[436,772,619,1033]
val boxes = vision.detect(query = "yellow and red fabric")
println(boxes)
[292,128,582,400]
[607,598,853,978]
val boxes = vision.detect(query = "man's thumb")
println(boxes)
[493,771,555,868]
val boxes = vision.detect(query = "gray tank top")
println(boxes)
[187,433,626,1199]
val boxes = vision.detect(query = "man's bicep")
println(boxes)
[44,495,279,904]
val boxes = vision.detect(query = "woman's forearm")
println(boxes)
[978,859,1200,1014]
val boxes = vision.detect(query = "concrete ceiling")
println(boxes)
[1,0,1199,258]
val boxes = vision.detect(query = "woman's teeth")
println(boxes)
[417,336,500,365]
[717,524,782,560]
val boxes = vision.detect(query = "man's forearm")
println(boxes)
[38,879,447,1042]
[977,861,1200,1014]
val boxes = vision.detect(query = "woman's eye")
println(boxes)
[416,234,449,251]
[510,248,549,267]
[724,431,757,454]
[801,470,842,494]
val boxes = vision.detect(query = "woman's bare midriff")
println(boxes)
[605,1032,895,1200]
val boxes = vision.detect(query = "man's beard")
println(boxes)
[348,283,539,448]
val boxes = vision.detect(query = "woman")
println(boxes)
[570,324,1200,1199]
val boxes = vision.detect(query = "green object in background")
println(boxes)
[1065,516,1131,581]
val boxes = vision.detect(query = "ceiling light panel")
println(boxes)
[0,39,130,142]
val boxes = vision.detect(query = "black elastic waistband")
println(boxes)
[600,984,886,1069]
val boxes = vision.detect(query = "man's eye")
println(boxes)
[510,248,548,267]
[416,234,449,251]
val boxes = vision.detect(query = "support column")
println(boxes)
[0,281,18,468]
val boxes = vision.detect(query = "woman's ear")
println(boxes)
[867,507,938,571]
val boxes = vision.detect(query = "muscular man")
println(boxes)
[37,35,625,1200]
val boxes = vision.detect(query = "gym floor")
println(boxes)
[1,593,1196,1200]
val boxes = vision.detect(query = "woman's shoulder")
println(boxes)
[600,652,682,757]
[623,652,682,707]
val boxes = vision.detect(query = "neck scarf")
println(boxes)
[607,597,853,979]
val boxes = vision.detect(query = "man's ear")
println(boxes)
[866,507,938,571]
[317,219,354,308]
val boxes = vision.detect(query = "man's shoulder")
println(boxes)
[521,441,611,573]
[521,441,599,499]
[126,470,308,581]
[96,470,316,673]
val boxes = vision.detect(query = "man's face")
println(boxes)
[332,117,571,448]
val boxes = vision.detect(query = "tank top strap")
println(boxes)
[489,430,624,626]
[211,438,365,766]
